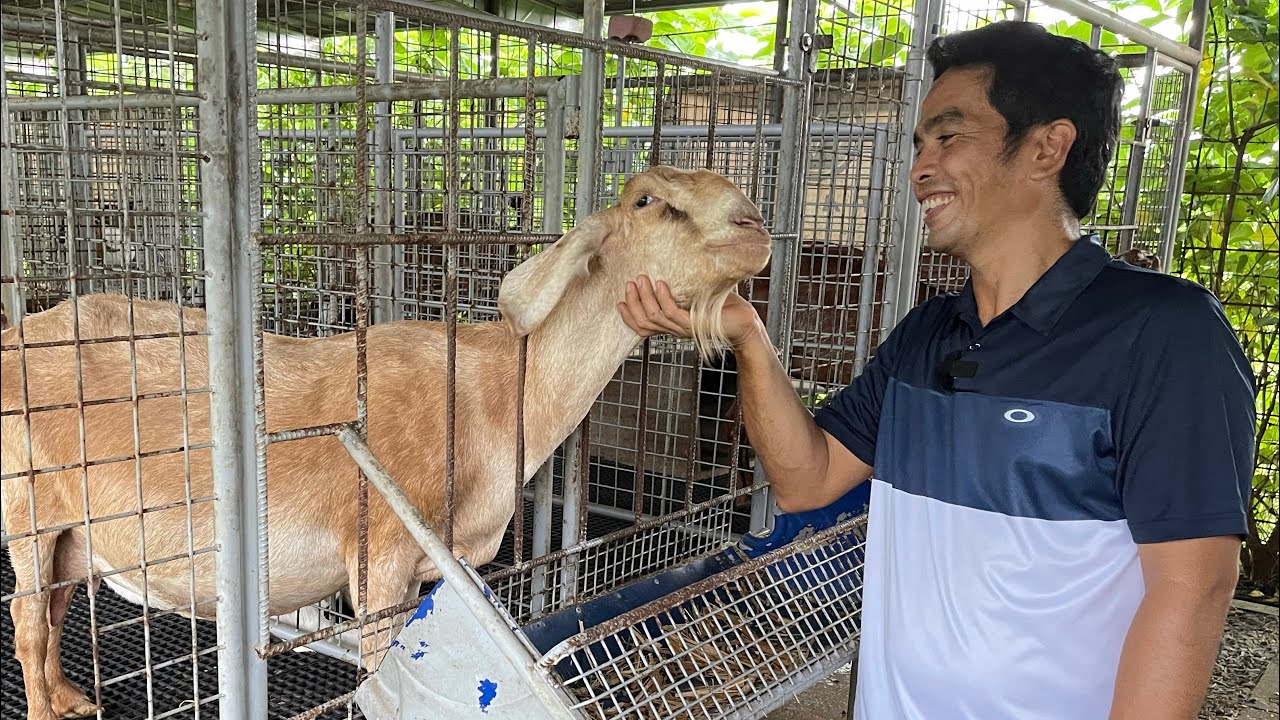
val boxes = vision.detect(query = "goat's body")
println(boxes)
[1,294,546,624]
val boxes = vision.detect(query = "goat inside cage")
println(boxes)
[1,0,1206,717]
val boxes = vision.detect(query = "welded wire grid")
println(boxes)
[1,1,217,719]
[584,59,786,554]
[245,4,811,718]
[249,3,571,703]
[2,1,204,314]
[782,0,919,409]
[1084,55,1190,257]
[908,0,1021,303]
[543,516,867,720]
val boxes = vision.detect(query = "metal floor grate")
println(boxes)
[1,547,362,720]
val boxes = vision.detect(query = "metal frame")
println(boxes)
[0,0,1210,717]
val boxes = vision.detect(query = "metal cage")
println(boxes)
[1,0,1207,718]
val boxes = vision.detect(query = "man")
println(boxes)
[617,21,1255,720]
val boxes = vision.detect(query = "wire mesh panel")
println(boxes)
[2,1,215,719]
[238,2,807,718]
[539,515,868,720]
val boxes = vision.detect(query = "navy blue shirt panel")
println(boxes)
[812,236,1256,544]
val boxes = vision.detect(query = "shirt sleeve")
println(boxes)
[811,306,916,468]
[1116,284,1256,544]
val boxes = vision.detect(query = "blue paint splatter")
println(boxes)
[405,581,445,626]
[477,679,498,713]
[389,639,403,650]
[419,641,428,648]
[410,650,427,660]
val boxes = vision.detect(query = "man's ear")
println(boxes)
[1027,119,1077,180]
[497,213,613,336]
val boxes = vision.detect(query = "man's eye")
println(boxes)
[939,134,956,144]
[635,195,653,208]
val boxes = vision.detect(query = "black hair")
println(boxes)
[925,21,1123,219]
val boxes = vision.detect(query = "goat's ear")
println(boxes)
[498,214,612,336]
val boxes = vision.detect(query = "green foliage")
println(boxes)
[1175,0,1279,592]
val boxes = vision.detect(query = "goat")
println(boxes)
[1114,247,1162,272]
[0,164,771,720]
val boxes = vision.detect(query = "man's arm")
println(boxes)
[1108,536,1240,720]
[617,276,872,512]
[1110,287,1256,719]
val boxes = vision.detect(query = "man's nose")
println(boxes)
[910,147,936,187]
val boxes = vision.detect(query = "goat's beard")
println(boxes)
[687,287,735,363]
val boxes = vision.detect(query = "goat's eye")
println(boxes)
[635,195,653,208]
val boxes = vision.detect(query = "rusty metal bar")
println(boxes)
[264,422,353,444]
[0,504,217,546]
[633,342,651,519]
[0,444,216,482]
[705,70,720,169]
[649,61,666,167]
[443,22,462,550]
[354,0,373,627]
[253,75,566,105]
[0,386,209,417]
[253,230,562,247]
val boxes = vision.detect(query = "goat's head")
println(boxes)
[497,165,771,359]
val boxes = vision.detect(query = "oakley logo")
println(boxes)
[1003,409,1036,424]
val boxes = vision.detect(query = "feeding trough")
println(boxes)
[347,425,870,720]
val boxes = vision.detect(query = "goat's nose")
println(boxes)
[733,213,764,231]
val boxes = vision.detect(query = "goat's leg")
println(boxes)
[346,558,415,672]
[8,532,62,720]
[46,532,101,719]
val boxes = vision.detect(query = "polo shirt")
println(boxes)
[812,235,1256,719]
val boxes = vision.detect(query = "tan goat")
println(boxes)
[1,164,771,720]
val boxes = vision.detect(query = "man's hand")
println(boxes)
[617,275,763,348]
[615,273,872,513]
[1109,535,1240,720]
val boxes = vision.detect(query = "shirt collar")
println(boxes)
[954,234,1112,335]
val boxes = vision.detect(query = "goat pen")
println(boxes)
[1,0,1208,718]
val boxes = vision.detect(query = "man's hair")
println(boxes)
[925,21,1123,219]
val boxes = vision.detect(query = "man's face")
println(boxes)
[911,65,1027,259]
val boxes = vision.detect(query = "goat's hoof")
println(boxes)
[51,689,100,719]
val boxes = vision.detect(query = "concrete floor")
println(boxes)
[763,662,854,720]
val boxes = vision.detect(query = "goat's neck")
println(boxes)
[519,269,639,474]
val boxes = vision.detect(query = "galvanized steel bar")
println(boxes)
[254,76,565,105]
[578,0,605,213]
[4,93,203,111]
[885,0,945,340]
[527,32,556,609]
[1158,0,1209,272]
[252,120,881,141]
[372,11,397,324]
[1117,47,1157,254]
[355,0,788,81]
[854,130,889,374]
[0,56,25,329]
[752,0,817,533]
[196,0,269,712]
[1035,0,1201,68]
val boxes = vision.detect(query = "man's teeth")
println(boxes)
[922,195,954,211]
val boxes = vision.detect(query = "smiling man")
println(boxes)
[618,20,1256,720]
